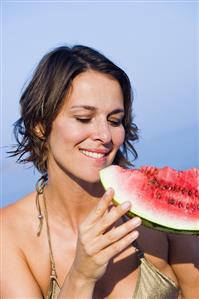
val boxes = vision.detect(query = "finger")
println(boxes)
[97,201,132,234]
[84,188,114,225]
[91,217,141,254]
[97,230,140,264]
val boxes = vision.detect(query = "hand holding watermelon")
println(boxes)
[100,165,199,234]
[71,188,141,283]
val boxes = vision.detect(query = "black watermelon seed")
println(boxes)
[178,202,184,208]
[168,198,175,205]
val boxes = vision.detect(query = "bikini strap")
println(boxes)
[36,176,46,236]
[35,176,58,280]
[133,240,144,259]
[122,215,144,260]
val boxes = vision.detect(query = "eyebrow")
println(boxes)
[71,105,96,111]
[70,105,125,115]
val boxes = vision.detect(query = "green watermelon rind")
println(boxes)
[127,208,198,235]
[100,168,199,235]
[111,199,198,235]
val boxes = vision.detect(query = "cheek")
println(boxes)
[50,120,88,146]
[112,127,125,148]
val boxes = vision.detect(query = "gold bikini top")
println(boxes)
[36,179,180,299]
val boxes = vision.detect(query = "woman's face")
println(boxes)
[47,70,125,183]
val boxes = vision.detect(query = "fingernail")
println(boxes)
[131,217,142,226]
[106,188,113,196]
[121,201,131,210]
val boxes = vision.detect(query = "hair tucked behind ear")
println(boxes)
[8,45,139,174]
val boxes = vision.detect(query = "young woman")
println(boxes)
[1,45,198,299]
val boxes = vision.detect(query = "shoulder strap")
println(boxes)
[121,215,144,260]
[35,177,58,280]
[133,240,144,259]
[42,191,58,280]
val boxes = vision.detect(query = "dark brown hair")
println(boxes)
[9,45,139,174]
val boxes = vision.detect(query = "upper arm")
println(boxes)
[0,208,43,299]
[168,233,199,299]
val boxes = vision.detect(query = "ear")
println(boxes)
[34,123,45,140]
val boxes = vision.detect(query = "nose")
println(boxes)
[92,119,112,144]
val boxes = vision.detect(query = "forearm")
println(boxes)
[58,269,96,299]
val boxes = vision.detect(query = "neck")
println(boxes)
[43,170,104,232]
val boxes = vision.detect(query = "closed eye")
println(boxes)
[75,117,91,123]
[109,119,123,126]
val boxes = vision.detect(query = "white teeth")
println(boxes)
[80,150,105,159]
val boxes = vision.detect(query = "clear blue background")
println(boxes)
[1,1,198,207]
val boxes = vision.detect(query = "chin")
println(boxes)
[85,177,100,184]
[65,168,101,185]
[82,173,101,184]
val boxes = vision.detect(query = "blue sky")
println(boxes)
[1,1,198,206]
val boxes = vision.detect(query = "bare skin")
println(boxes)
[1,71,199,298]
[1,191,199,299]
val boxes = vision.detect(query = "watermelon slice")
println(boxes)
[100,165,199,234]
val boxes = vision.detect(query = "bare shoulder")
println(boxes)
[1,192,38,236]
[1,192,44,298]
[1,192,41,269]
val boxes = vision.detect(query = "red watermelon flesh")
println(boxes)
[100,165,199,234]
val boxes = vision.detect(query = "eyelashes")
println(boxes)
[109,119,123,126]
[75,118,91,123]
[75,117,123,126]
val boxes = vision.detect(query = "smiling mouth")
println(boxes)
[79,149,107,159]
